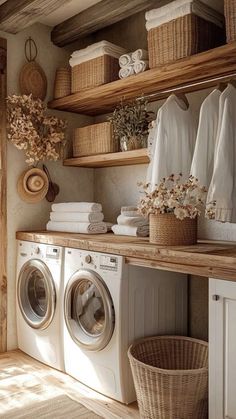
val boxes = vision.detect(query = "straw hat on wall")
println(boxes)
[17,167,49,203]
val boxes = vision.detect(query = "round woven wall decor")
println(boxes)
[19,61,47,100]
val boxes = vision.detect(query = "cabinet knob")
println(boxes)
[212,294,220,301]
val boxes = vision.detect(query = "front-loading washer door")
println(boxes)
[64,270,115,352]
[17,260,56,330]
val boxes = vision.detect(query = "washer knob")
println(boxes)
[85,254,92,264]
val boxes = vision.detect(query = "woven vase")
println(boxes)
[149,213,197,245]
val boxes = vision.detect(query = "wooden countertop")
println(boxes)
[16,231,236,281]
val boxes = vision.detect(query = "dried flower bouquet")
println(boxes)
[138,174,207,221]
[7,94,67,165]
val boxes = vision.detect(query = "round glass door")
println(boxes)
[64,270,115,351]
[17,260,56,330]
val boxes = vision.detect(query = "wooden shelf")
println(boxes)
[48,43,236,116]
[63,148,149,168]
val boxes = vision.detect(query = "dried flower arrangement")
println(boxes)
[109,98,154,151]
[138,174,207,220]
[7,94,67,165]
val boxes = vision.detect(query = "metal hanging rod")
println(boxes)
[138,72,236,102]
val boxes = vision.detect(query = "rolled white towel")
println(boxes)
[117,214,148,227]
[119,65,135,79]
[50,212,104,223]
[51,202,102,213]
[133,60,149,74]
[47,221,107,234]
[131,49,149,62]
[119,53,133,67]
[112,224,149,237]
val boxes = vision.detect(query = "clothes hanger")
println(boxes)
[216,82,227,92]
[175,92,189,109]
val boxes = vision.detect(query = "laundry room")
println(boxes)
[0,0,236,418]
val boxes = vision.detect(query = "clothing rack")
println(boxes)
[138,72,236,102]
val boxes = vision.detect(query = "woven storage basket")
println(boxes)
[149,213,197,245]
[71,55,119,93]
[73,122,118,157]
[148,14,225,68]
[54,67,71,99]
[225,0,236,42]
[128,336,208,419]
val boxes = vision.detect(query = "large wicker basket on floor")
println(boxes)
[149,213,197,245]
[71,55,119,93]
[73,121,118,157]
[225,0,236,42]
[148,14,224,68]
[128,336,208,419]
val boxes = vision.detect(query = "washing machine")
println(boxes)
[16,241,64,371]
[63,248,188,404]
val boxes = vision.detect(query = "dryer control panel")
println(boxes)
[100,255,118,272]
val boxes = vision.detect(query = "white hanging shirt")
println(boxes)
[147,95,197,190]
[191,89,221,188]
[207,84,236,223]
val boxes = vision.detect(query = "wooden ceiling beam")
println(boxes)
[51,0,162,47]
[0,0,69,34]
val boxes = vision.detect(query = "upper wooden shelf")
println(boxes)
[48,42,236,116]
[64,148,149,168]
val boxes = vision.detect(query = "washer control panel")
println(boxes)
[100,255,118,272]
[46,246,61,259]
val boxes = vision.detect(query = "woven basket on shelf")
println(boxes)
[54,67,71,99]
[149,213,197,245]
[225,0,236,42]
[128,336,208,419]
[73,122,118,157]
[148,14,225,68]
[71,55,119,93]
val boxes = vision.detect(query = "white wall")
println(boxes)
[1,23,94,349]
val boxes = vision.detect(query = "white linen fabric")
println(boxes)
[131,49,149,61]
[146,95,197,190]
[191,89,221,188]
[112,224,149,237]
[69,41,126,67]
[145,0,224,30]
[206,84,236,223]
[51,202,102,213]
[46,221,107,234]
[50,211,104,223]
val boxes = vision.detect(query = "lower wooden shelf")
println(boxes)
[63,148,150,168]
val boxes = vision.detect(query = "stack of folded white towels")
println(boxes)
[46,202,107,234]
[112,206,149,237]
[119,49,149,79]
[145,0,224,32]
[69,40,127,67]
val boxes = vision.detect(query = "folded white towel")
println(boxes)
[112,224,149,237]
[121,206,139,217]
[51,202,102,213]
[133,60,149,74]
[146,0,223,20]
[50,212,104,223]
[131,49,149,62]
[119,53,133,67]
[117,214,149,227]
[47,221,107,234]
[119,65,135,79]
[70,41,126,67]
[146,0,224,30]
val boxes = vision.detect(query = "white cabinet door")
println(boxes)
[209,278,236,419]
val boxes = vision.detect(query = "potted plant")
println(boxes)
[138,174,207,245]
[109,98,154,152]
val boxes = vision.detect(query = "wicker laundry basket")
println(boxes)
[71,55,119,93]
[128,336,208,419]
[149,213,197,245]
[73,122,118,157]
[148,14,225,68]
[225,0,236,42]
[54,67,71,99]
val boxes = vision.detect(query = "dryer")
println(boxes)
[63,248,187,404]
[16,241,64,371]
